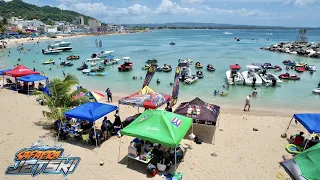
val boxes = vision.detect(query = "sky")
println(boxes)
[5,0,320,27]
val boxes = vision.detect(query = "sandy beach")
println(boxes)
[0,87,307,180]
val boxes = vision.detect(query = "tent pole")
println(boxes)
[138,107,139,114]
[303,133,314,150]
[57,120,62,141]
[2,75,4,89]
[94,122,98,154]
[190,122,193,149]
[118,136,121,163]
[174,148,177,172]
[284,117,294,135]
[213,125,217,145]
[28,83,29,96]
[217,116,220,127]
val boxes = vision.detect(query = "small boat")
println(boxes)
[178,58,193,65]
[42,49,62,55]
[146,58,158,64]
[162,64,172,72]
[55,46,72,51]
[87,72,107,76]
[313,88,320,94]
[67,55,80,60]
[263,63,282,70]
[142,64,151,70]
[207,64,215,71]
[282,60,291,65]
[179,66,192,81]
[259,73,282,86]
[169,42,175,45]
[97,50,114,58]
[91,61,97,67]
[185,75,198,84]
[220,92,229,96]
[156,67,163,71]
[195,62,203,69]
[295,66,306,72]
[77,63,88,70]
[48,41,71,48]
[295,62,307,67]
[60,61,73,66]
[94,66,105,72]
[101,58,118,66]
[118,57,133,71]
[87,53,100,61]
[82,69,91,74]
[307,65,317,71]
[196,70,204,78]
[226,64,244,85]
[42,59,55,65]
[241,65,263,86]
[278,73,300,80]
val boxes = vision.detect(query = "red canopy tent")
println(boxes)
[4,65,39,77]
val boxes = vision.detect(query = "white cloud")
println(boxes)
[294,0,317,6]
[181,0,204,3]
[58,4,68,10]
[205,7,266,16]
[126,4,153,15]
[156,0,200,15]
[56,0,78,3]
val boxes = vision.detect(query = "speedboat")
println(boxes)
[77,63,88,70]
[84,66,105,74]
[55,46,72,51]
[178,58,193,65]
[278,73,300,80]
[169,42,175,45]
[42,59,55,65]
[162,64,172,72]
[313,88,320,94]
[307,65,317,71]
[146,58,158,64]
[86,72,107,76]
[179,66,192,81]
[48,41,71,48]
[185,75,198,84]
[195,62,203,69]
[295,66,306,72]
[196,70,204,78]
[118,57,133,71]
[241,65,263,86]
[263,63,282,70]
[67,55,80,60]
[87,53,100,61]
[282,60,291,65]
[97,50,114,58]
[207,64,215,71]
[60,61,73,67]
[259,73,282,86]
[91,61,97,67]
[42,49,62,55]
[226,64,244,85]
[142,64,151,70]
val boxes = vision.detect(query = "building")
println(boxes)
[46,25,58,33]
[88,19,101,29]
[9,17,44,31]
[110,25,125,32]
[74,16,84,26]
[97,25,111,32]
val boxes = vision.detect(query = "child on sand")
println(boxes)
[244,95,251,111]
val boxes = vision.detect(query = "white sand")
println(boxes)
[0,88,307,180]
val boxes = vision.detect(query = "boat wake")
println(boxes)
[223,32,233,35]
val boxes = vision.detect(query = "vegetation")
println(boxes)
[0,0,93,25]
[34,74,90,121]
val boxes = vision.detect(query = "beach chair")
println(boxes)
[68,132,76,143]
[82,134,90,145]
[128,146,137,156]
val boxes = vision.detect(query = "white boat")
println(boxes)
[97,50,114,58]
[42,49,62,55]
[122,57,130,61]
[48,41,71,48]
[308,65,317,71]
[55,46,72,51]
[241,65,263,86]
[91,61,97,67]
[259,73,282,86]
[226,70,244,85]
[179,58,193,65]
[87,57,100,61]
[313,88,320,94]
[185,75,198,84]
[179,66,192,81]
[82,69,91,74]
[223,32,232,35]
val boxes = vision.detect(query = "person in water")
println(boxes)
[156,79,160,84]
[252,88,258,97]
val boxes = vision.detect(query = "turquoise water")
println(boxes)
[1,30,320,110]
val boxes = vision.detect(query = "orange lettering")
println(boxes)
[16,150,27,161]
[53,151,61,159]
[40,151,48,160]
[27,151,38,160]
[34,151,42,159]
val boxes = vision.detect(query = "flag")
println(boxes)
[170,66,181,107]
[99,40,102,48]
[95,39,98,48]
[142,64,157,88]
[171,117,182,127]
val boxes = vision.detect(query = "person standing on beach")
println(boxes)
[106,88,112,102]
[244,95,251,111]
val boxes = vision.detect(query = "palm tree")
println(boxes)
[34,74,90,121]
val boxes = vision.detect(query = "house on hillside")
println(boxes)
[88,19,101,30]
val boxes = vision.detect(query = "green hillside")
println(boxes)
[0,0,93,25]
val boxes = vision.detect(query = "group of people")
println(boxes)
[289,131,319,149]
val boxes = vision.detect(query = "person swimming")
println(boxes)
[156,79,160,84]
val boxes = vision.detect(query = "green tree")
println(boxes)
[2,18,8,25]
[34,74,90,121]
[0,23,5,35]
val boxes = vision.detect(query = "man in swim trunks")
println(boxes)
[244,94,251,111]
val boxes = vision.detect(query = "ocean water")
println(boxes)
[1,29,320,111]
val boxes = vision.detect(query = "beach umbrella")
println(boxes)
[88,91,105,101]
[280,143,320,179]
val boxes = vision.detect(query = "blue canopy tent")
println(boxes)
[17,74,48,95]
[284,113,320,149]
[0,68,12,89]
[64,102,118,148]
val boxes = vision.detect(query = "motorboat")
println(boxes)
[313,88,320,94]
[185,75,198,84]
[55,46,72,51]
[156,67,163,72]
[295,62,307,67]
[97,50,114,58]
[86,72,107,76]
[295,66,306,72]
[146,58,158,64]
[263,63,282,70]
[118,57,133,71]
[207,64,215,71]
[169,42,175,45]
[142,64,151,70]
[42,59,55,65]
[42,49,62,55]
[163,64,172,72]
[91,61,97,67]
[60,61,73,66]
[87,53,101,61]
[226,64,244,85]
[83,66,105,74]
[67,55,80,60]
[179,66,192,81]
[77,63,88,70]
[282,60,291,65]
[195,62,203,69]
[278,73,300,80]
[241,65,263,86]
[252,63,263,68]
[307,65,317,71]
[48,41,71,48]
[259,72,282,86]
[178,58,193,65]
[196,70,204,78]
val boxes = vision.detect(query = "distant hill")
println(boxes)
[0,0,93,25]
[124,22,320,30]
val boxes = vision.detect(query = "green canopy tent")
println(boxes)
[280,143,320,179]
[120,110,193,170]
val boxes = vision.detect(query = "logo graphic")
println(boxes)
[171,117,182,127]
[187,105,201,117]
[5,143,80,177]
[139,115,149,122]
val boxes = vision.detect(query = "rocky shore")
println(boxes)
[260,42,320,58]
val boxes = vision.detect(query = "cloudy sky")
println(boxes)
[8,0,320,27]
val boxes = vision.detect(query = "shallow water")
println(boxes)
[1,29,320,110]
